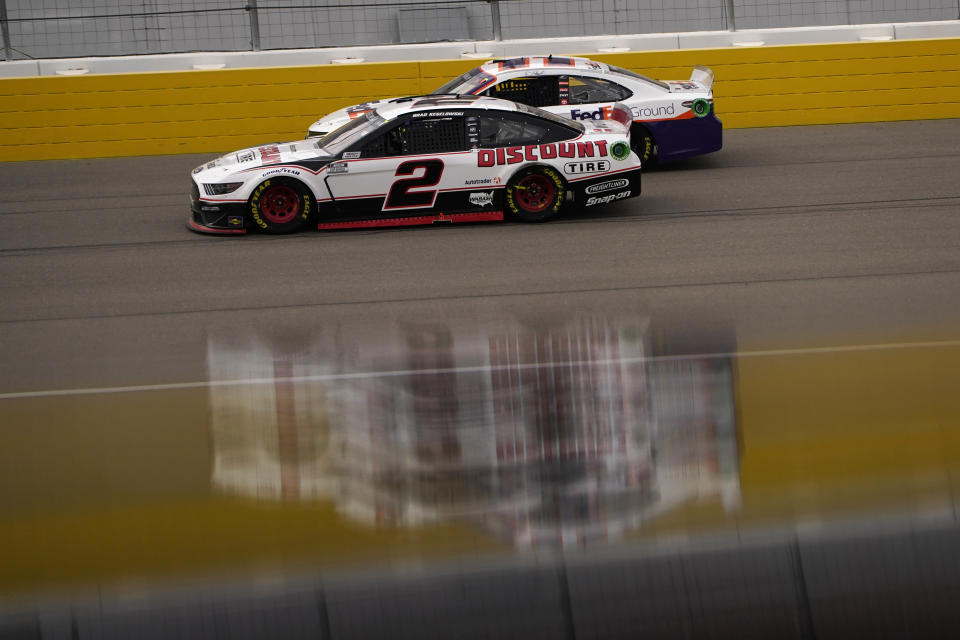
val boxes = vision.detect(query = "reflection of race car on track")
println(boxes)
[189,96,642,235]
[308,55,721,165]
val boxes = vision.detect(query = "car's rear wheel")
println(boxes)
[249,177,313,234]
[505,166,566,223]
[631,125,657,167]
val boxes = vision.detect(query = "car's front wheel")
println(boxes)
[505,166,566,223]
[249,178,313,233]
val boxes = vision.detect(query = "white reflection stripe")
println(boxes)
[1,338,959,401]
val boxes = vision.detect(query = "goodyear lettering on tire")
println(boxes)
[301,194,311,221]
[546,168,564,213]
[633,132,653,163]
[250,179,271,229]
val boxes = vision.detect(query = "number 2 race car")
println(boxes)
[307,56,721,165]
[189,96,642,235]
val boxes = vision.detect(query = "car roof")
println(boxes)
[372,95,523,120]
[478,56,611,76]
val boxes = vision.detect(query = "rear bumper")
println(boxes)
[571,166,642,208]
[646,110,723,164]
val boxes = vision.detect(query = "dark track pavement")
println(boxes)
[2,119,959,393]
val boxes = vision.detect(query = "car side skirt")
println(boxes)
[319,211,504,230]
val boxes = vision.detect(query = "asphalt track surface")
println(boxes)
[2,119,960,393]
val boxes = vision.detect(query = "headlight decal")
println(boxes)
[203,182,244,196]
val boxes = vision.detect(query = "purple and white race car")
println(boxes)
[307,56,721,165]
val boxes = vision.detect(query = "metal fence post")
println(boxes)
[489,0,502,41]
[247,0,261,51]
[725,0,736,31]
[0,0,12,61]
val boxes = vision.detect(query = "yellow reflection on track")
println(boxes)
[2,336,959,597]
[635,338,960,539]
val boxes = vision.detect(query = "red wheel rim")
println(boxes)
[515,174,556,213]
[259,185,301,224]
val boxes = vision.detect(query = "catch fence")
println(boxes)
[1,0,958,60]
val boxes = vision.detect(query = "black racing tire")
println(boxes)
[504,166,566,223]
[631,124,657,168]
[248,177,314,234]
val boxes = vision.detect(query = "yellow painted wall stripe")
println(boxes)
[1,38,959,161]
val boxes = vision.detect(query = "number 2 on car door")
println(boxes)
[383,159,444,210]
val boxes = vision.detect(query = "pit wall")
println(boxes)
[1,37,959,162]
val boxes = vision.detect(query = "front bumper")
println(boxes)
[187,183,247,235]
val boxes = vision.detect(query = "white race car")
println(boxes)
[189,95,642,234]
[307,56,721,165]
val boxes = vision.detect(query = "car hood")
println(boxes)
[192,140,332,181]
[307,99,393,136]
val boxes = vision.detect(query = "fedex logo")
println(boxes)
[570,106,614,121]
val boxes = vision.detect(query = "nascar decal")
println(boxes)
[469,191,495,207]
[477,141,608,167]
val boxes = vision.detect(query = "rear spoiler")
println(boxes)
[690,66,714,91]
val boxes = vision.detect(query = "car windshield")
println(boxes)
[514,102,585,133]
[608,65,670,90]
[431,67,496,95]
[316,111,387,155]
